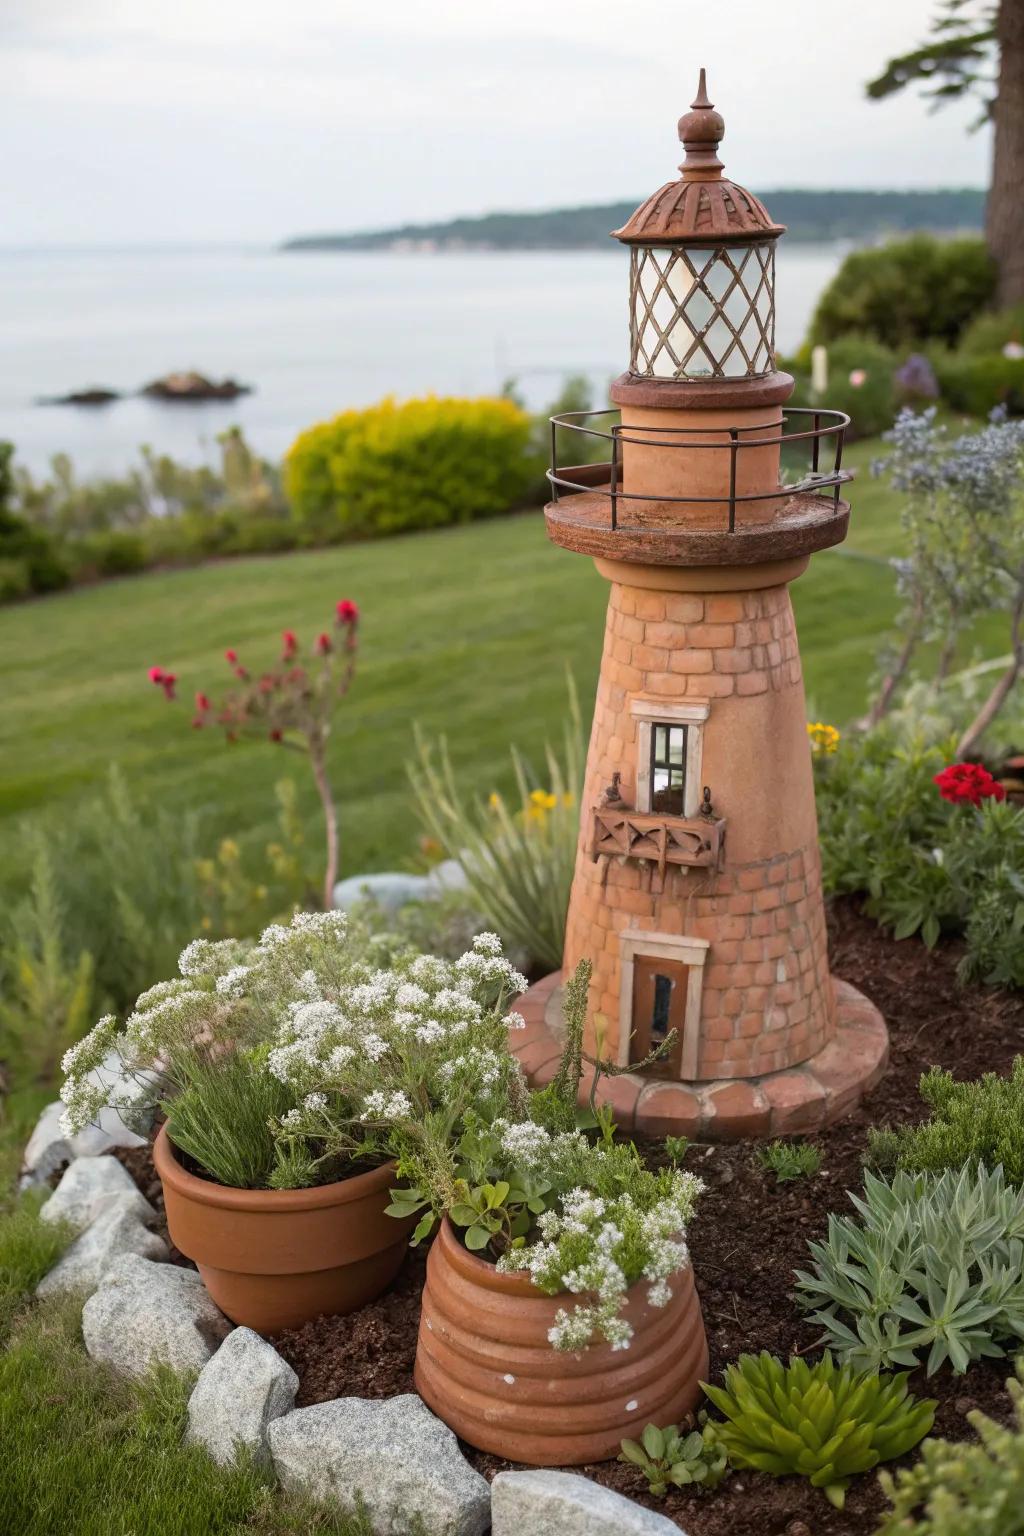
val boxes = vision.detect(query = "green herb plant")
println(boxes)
[877,1357,1024,1535]
[701,1351,936,1509]
[618,1421,728,1497]
[869,1059,1024,1187]
[757,1140,822,1184]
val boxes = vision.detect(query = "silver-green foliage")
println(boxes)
[701,1351,935,1510]
[877,1358,1024,1536]
[618,1421,728,1497]
[796,1166,1024,1375]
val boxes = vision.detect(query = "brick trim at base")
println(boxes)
[512,972,888,1141]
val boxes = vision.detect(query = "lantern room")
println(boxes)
[614,70,783,383]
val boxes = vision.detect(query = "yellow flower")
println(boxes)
[200,915,213,931]
[488,792,503,810]
[529,790,558,811]
[807,721,840,755]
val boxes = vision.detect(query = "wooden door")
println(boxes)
[630,956,688,1076]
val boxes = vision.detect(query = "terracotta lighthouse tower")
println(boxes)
[514,74,889,1140]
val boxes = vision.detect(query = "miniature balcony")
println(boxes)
[590,805,726,875]
[544,406,853,567]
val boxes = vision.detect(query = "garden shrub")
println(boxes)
[877,1358,1024,1535]
[788,336,897,439]
[795,1165,1024,1375]
[284,395,535,540]
[808,235,996,350]
[814,724,1024,983]
[932,351,1024,419]
[958,301,1024,358]
[868,1059,1024,1186]
[0,509,68,596]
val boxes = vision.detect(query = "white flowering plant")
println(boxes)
[385,960,705,1353]
[59,914,529,1192]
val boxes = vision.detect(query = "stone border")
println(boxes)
[513,971,889,1139]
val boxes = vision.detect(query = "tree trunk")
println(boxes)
[865,598,924,727]
[988,1,1024,308]
[956,587,1024,758]
[310,747,339,912]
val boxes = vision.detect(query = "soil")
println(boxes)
[117,899,1024,1536]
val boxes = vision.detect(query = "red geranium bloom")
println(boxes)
[225,648,238,664]
[315,632,332,655]
[282,630,298,659]
[148,666,165,685]
[335,599,359,626]
[934,762,1006,808]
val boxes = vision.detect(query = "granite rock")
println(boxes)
[36,1197,167,1297]
[268,1393,490,1536]
[187,1327,298,1466]
[41,1154,155,1232]
[81,1254,231,1376]
[490,1470,685,1536]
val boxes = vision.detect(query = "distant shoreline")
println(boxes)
[282,189,985,254]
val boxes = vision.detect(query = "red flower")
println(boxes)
[315,632,332,655]
[233,665,249,681]
[148,665,165,685]
[191,715,205,730]
[160,672,177,700]
[934,762,1006,808]
[282,630,298,659]
[195,692,211,712]
[335,599,359,626]
[269,728,283,742]
[225,648,238,665]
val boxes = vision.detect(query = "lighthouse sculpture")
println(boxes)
[514,74,889,1139]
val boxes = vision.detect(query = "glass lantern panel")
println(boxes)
[630,243,776,380]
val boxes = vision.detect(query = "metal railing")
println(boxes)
[547,407,851,533]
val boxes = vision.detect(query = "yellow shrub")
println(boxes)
[285,395,535,539]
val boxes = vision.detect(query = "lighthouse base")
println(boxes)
[512,972,888,1141]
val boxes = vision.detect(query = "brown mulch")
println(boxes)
[116,899,1024,1536]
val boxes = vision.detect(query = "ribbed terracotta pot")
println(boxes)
[153,1123,411,1333]
[414,1216,709,1464]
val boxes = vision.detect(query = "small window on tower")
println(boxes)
[650,723,687,815]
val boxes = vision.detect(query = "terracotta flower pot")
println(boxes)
[153,1123,410,1333]
[414,1216,709,1465]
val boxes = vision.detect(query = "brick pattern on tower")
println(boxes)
[563,578,837,1080]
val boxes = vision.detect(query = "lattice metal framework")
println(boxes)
[629,242,775,380]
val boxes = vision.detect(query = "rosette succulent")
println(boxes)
[701,1352,936,1508]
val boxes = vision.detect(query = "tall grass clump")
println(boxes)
[410,680,584,971]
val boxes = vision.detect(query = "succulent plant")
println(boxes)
[701,1351,936,1509]
[618,1420,728,1497]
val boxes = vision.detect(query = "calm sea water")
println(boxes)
[0,245,845,479]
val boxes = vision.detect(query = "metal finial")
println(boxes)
[678,67,725,180]
[691,67,713,110]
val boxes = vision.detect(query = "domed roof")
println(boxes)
[612,71,786,247]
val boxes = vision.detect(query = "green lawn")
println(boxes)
[0,438,1006,883]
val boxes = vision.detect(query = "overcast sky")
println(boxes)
[0,0,992,247]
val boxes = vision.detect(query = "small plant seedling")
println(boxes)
[757,1140,822,1183]
[664,1135,691,1166]
[619,1420,728,1497]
